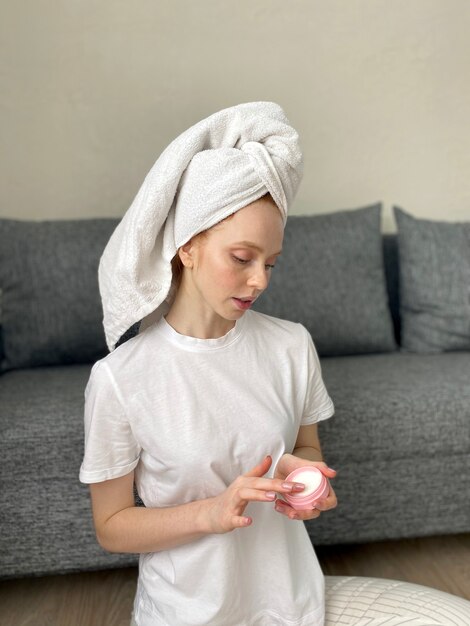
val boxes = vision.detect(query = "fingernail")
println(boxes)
[327,467,336,472]
[265,491,276,500]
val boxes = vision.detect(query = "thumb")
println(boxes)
[317,463,337,479]
[244,455,273,478]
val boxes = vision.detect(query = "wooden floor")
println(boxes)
[1,533,469,626]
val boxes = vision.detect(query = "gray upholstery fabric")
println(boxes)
[307,452,470,545]
[394,207,470,353]
[0,364,138,578]
[319,351,470,462]
[0,218,120,371]
[307,351,470,544]
[253,204,397,356]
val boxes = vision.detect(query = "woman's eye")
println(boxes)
[232,255,250,264]
[232,255,275,269]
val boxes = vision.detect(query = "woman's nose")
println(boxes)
[247,264,270,291]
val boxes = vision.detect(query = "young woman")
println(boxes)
[80,103,337,626]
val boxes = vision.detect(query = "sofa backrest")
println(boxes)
[0,218,120,372]
[0,214,400,367]
[252,207,398,357]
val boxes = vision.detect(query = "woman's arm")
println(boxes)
[89,471,213,553]
[89,456,306,553]
[292,423,325,463]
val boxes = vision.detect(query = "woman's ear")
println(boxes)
[178,240,195,269]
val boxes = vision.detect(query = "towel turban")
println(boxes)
[99,101,303,351]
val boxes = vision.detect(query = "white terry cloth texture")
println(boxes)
[98,101,303,352]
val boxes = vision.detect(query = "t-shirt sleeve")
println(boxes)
[300,327,335,426]
[79,360,141,484]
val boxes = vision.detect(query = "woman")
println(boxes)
[80,102,337,626]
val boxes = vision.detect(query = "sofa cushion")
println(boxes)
[253,204,397,356]
[0,365,138,577]
[394,207,470,353]
[0,218,120,371]
[318,351,470,463]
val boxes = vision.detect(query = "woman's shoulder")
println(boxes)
[91,322,160,377]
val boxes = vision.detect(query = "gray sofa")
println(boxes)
[1,203,469,580]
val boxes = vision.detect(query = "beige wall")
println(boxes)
[1,0,469,232]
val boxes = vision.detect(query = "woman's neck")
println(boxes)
[165,288,235,339]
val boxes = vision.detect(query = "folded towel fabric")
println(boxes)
[99,101,303,351]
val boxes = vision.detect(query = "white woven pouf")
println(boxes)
[325,576,470,625]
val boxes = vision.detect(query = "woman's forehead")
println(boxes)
[210,205,284,250]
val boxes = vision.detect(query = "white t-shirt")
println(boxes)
[80,310,334,626]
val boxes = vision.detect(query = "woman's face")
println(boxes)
[181,196,284,323]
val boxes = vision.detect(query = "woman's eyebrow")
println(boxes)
[232,240,282,255]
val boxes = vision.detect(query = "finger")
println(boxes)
[297,509,322,521]
[274,499,299,520]
[316,463,337,478]
[233,515,252,529]
[275,499,321,521]
[275,499,296,519]
[313,493,338,512]
[236,487,280,503]
[247,477,306,494]
[313,484,337,511]
[244,455,273,478]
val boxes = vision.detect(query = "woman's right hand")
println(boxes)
[205,455,306,534]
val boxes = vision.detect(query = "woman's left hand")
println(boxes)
[273,453,337,522]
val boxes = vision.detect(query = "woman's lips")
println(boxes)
[232,297,254,310]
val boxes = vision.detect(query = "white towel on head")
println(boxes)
[99,101,303,351]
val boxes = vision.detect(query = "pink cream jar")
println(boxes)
[284,466,330,511]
